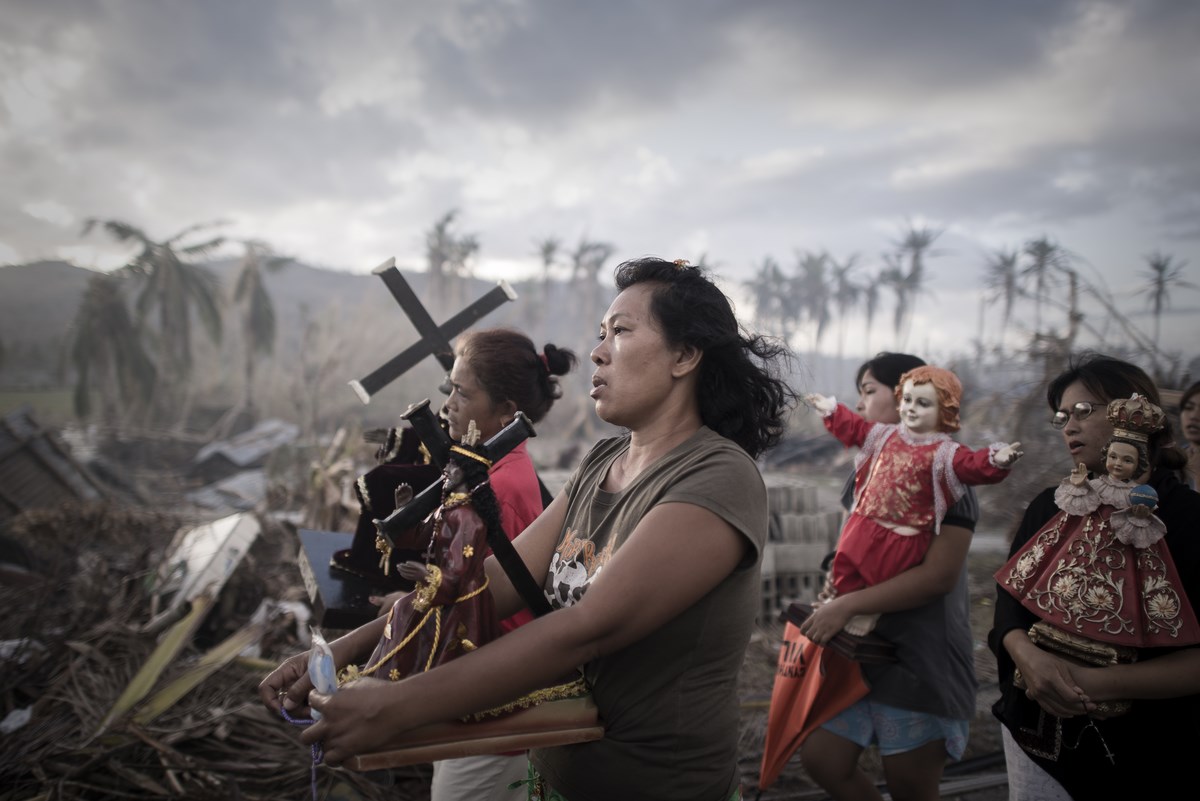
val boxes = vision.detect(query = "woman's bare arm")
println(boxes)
[303,501,747,766]
[483,490,569,619]
[800,523,971,643]
[1078,647,1200,705]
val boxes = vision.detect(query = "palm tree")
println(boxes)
[233,240,291,412]
[792,250,831,354]
[566,237,616,330]
[742,256,787,338]
[446,231,480,312]
[561,237,617,441]
[1020,236,1072,336]
[291,303,344,438]
[828,254,862,365]
[984,247,1021,346]
[535,237,560,287]
[82,219,225,423]
[524,236,561,327]
[860,271,884,358]
[1139,251,1196,353]
[879,250,908,344]
[425,210,479,311]
[892,222,944,348]
[67,272,157,423]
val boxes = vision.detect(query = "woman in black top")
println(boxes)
[989,354,1200,799]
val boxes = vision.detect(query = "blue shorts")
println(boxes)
[819,697,969,759]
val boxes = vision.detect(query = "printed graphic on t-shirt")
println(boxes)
[543,526,614,608]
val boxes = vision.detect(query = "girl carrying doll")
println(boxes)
[807,365,1022,633]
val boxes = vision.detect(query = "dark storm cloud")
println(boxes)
[409,0,740,122]
[2,0,423,210]
[740,0,1072,86]
[393,0,1090,125]
[2,0,1198,316]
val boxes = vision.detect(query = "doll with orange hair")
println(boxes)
[807,365,1023,633]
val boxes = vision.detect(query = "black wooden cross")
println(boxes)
[349,257,518,404]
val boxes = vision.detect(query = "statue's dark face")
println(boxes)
[444,461,465,491]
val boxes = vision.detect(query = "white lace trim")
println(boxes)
[1110,507,1168,547]
[1092,475,1133,509]
[931,439,964,533]
[852,421,962,533]
[1054,479,1099,515]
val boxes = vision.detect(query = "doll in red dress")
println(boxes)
[808,365,1023,633]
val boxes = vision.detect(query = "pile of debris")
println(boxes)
[0,498,436,800]
[0,407,433,799]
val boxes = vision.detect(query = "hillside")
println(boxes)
[0,258,562,382]
[0,261,92,352]
[0,257,615,436]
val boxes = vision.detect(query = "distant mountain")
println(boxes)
[0,261,93,350]
[0,257,591,392]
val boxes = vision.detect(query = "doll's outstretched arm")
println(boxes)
[804,393,837,416]
[993,441,1023,468]
[815,398,874,449]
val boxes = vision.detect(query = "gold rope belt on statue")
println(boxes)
[357,577,491,679]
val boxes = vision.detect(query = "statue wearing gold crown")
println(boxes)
[996,395,1200,707]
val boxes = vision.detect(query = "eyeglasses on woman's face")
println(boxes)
[1051,401,1098,429]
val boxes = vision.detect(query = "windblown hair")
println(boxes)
[613,257,800,458]
[896,365,963,433]
[456,328,578,423]
[1046,352,1185,472]
[856,352,926,392]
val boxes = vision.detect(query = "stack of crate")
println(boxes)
[538,466,842,626]
[759,472,844,626]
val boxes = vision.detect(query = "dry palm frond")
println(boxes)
[95,595,215,737]
[0,502,427,800]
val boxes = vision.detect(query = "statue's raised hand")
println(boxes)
[994,441,1024,468]
[398,560,430,583]
[804,393,837,416]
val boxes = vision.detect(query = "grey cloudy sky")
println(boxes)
[3,0,1198,359]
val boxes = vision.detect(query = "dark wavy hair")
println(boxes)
[855,352,927,391]
[456,328,578,423]
[613,257,799,458]
[1046,352,1185,472]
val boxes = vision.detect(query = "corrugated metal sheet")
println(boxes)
[193,419,299,470]
[0,406,107,524]
[185,469,268,514]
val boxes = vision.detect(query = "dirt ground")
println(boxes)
[737,546,1012,801]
